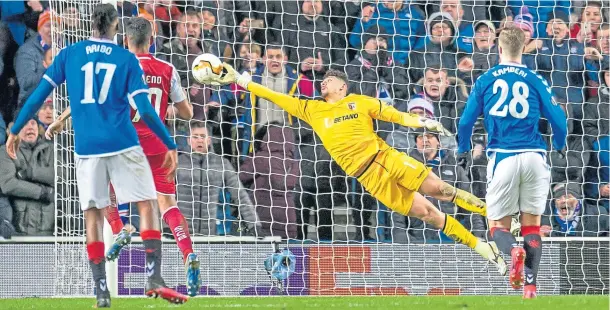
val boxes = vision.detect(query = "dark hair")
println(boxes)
[190,120,207,131]
[125,17,152,48]
[584,0,603,9]
[323,69,348,85]
[92,3,118,36]
[425,63,448,75]
[265,42,286,55]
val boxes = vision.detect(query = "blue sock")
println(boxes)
[117,203,130,225]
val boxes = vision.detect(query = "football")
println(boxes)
[191,53,224,84]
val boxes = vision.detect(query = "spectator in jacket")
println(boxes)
[407,12,474,83]
[274,0,343,88]
[159,9,209,120]
[541,182,609,237]
[417,65,467,149]
[507,0,571,39]
[585,135,610,214]
[391,129,486,243]
[224,44,316,159]
[570,0,604,46]
[349,0,426,64]
[0,119,54,236]
[583,60,609,147]
[527,10,589,118]
[14,9,52,107]
[346,25,409,102]
[176,123,259,236]
[239,122,301,239]
[471,20,499,81]
[460,0,513,26]
[584,23,609,97]
[198,4,230,59]
[439,0,475,53]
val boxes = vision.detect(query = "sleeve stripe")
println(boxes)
[43,75,58,88]
[378,99,383,115]
[128,89,149,100]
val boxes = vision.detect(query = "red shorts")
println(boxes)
[146,153,176,195]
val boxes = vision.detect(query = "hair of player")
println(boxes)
[92,3,118,37]
[323,69,348,86]
[125,17,153,48]
[498,26,526,59]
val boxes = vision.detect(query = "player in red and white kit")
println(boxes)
[46,17,201,298]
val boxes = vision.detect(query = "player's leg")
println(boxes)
[485,153,526,289]
[518,153,551,298]
[75,156,112,307]
[381,148,486,216]
[357,158,506,274]
[109,149,188,304]
[150,151,200,297]
[416,172,487,216]
[158,195,200,297]
[407,192,505,273]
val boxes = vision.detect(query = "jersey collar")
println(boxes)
[136,53,152,59]
[499,61,526,68]
[89,37,116,44]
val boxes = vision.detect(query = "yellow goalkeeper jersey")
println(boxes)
[247,83,424,176]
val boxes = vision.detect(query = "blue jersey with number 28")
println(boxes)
[44,38,149,157]
[458,62,567,155]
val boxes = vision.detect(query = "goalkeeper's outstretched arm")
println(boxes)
[221,63,309,121]
[365,97,452,136]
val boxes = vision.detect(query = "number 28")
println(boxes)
[490,79,529,119]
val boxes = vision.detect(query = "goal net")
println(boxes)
[37,0,610,297]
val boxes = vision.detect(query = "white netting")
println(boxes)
[39,0,610,297]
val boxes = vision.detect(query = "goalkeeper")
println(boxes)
[202,65,506,273]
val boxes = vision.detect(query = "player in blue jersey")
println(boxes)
[458,26,567,299]
[5,4,188,307]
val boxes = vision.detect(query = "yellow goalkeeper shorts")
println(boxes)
[356,148,430,215]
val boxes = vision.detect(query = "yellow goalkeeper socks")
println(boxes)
[442,214,478,249]
[452,189,487,217]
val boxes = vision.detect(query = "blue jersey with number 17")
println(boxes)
[458,62,567,155]
[43,38,149,157]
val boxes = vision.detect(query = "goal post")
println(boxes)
[39,0,610,298]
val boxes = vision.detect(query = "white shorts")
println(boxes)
[486,152,551,221]
[76,147,157,211]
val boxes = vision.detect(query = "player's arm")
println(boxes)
[539,85,567,151]
[44,106,71,140]
[217,63,310,121]
[366,97,451,135]
[169,65,193,120]
[7,49,67,158]
[457,80,484,154]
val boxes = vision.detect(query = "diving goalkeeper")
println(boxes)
[203,66,506,273]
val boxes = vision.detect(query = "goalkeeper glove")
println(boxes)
[202,63,252,88]
[419,117,453,136]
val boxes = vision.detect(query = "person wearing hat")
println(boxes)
[407,11,474,84]
[507,0,571,40]
[346,25,409,102]
[14,9,54,108]
[471,20,499,81]
[36,96,54,130]
[512,6,538,69]
[541,183,608,237]
[384,95,435,153]
[390,127,486,244]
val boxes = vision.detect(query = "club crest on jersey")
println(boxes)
[348,102,356,110]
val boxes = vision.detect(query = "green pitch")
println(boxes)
[1,296,608,310]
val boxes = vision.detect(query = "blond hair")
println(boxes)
[499,26,526,58]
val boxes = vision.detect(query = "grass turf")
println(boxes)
[1,296,608,310]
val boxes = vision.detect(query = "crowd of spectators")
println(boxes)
[0,0,608,242]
